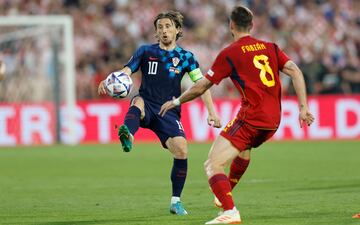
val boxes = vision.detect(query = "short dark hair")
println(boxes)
[230,6,253,32]
[153,11,184,40]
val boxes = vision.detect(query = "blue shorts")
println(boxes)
[140,99,186,148]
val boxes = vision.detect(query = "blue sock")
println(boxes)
[124,106,141,135]
[171,158,188,197]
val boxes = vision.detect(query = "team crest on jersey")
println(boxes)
[172,57,180,67]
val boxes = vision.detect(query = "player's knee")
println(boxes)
[239,150,251,160]
[204,159,216,177]
[131,97,144,107]
[167,137,188,159]
[173,152,187,159]
[173,146,187,159]
[204,157,225,177]
[131,97,145,118]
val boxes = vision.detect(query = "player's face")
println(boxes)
[156,18,179,46]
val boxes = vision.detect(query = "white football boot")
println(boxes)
[205,207,241,224]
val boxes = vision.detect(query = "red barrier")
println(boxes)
[0,95,359,146]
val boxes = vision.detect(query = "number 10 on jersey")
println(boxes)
[148,62,158,75]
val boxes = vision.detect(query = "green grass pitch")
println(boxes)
[0,141,359,225]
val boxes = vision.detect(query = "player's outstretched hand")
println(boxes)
[207,113,222,128]
[159,100,175,117]
[299,107,314,128]
[98,80,107,95]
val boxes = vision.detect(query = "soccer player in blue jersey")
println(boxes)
[98,11,221,215]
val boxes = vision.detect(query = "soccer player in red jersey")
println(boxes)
[160,5,314,224]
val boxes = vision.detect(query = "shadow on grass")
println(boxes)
[7,215,205,225]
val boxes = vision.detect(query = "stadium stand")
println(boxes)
[0,0,359,102]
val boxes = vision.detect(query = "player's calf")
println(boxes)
[214,195,223,208]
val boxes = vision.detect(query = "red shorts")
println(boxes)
[220,118,276,152]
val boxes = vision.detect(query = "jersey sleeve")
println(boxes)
[124,45,146,73]
[274,44,290,70]
[205,49,232,85]
[185,53,203,82]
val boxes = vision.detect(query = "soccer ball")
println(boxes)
[105,71,133,98]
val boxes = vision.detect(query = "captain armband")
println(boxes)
[188,68,203,82]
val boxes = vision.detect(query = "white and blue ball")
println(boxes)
[105,71,133,98]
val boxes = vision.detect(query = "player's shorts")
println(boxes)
[139,99,186,148]
[220,117,276,152]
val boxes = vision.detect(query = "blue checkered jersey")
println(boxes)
[125,43,203,104]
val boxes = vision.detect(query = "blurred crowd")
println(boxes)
[0,0,359,102]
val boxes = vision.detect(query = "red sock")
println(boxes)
[228,157,250,190]
[209,174,234,210]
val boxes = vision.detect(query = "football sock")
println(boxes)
[124,106,141,135]
[171,196,180,204]
[209,173,234,211]
[171,158,188,197]
[228,156,250,190]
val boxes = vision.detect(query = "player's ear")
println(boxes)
[229,20,234,30]
[248,22,253,32]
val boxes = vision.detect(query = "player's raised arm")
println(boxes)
[188,67,221,127]
[282,60,314,127]
[198,81,222,128]
[97,66,133,95]
[178,53,221,127]
[98,67,132,95]
[119,66,133,77]
[159,77,213,116]
[98,45,145,95]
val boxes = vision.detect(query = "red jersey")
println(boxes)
[205,36,290,129]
